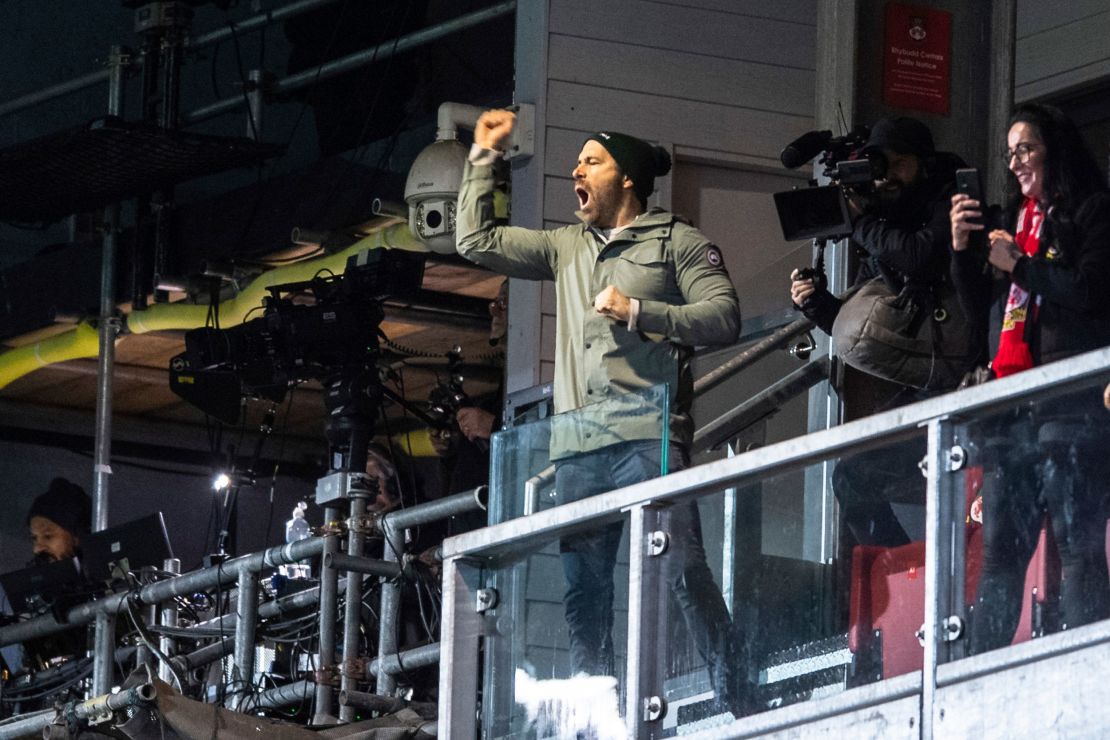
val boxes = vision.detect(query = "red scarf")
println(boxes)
[992,198,1043,378]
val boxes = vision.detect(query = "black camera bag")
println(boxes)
[831,275,973,391]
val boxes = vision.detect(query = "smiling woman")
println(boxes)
[949,102,1110,655]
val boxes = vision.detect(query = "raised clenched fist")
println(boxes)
[474,109,516,152]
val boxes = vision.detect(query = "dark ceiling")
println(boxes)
[0,0,516,474]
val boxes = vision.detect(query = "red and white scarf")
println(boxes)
[991,198,1043,378]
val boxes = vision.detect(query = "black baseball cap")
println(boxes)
[862,117,935,157]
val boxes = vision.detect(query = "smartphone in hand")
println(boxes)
[955,168,986,248]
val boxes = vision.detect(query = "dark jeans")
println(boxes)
[555,440,743,709]
[970,408,1110,653]
[833,439,927,547]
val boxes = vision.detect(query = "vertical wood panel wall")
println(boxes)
[1015,0,1110,102]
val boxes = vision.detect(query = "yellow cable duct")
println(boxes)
[0,223,425,389]
[128,223,424,334]
[0,321,100,389]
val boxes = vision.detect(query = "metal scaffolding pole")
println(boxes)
[0,709,56,740]
[92,44,127,533]
[158,558,181,684]
[314,506,342,724]
[375,520,404,697]
[339,492,369,723]
[254,679,315,711]
[0,0,344,118]
[90,47,128,698]
[232,569,259,709]
[183,1,517,125]
[0,537,324,649]
[187,0,343,49]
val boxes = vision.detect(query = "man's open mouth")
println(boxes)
[576,186,590,209]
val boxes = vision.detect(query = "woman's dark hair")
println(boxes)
[1005,103,1106,213]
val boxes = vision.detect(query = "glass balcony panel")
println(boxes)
[951,373,1110,662]
[478,514,633,739]
[489,383,670,524]
[648,432,928,733]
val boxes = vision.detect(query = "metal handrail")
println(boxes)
[444,344,1110,560]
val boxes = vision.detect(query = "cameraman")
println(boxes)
[790,117,970,546]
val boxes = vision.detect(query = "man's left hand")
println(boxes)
[594,285,631,322]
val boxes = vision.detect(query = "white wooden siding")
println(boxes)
[1015,0,1110,101]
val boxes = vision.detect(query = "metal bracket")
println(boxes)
[947,445,967,471]
[339,657,369,679]
[648,531,669,557]
[643,695,666,722]
[788,331,817,361]
[942,615,964,641]
[346,513,382,536]
[318,519,347,538]
[916,616,964,646]
[917,456,928,478]
[87,708,114,727]
[314,667,341,686]
[316,471,375,506]
[507,103,536,159]
[475,588,498,613]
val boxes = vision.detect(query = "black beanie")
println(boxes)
[26,478,92,536]
[587,131,672,206]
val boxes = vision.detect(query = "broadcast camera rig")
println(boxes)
[168,248,439,477]
[773,126,886,288]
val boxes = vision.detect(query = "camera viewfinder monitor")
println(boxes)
[81,513,174,585]
[773,185,854,242]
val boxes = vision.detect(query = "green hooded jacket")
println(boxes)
[456,159,741,458]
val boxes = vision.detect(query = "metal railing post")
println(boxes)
[625,504,667,738]
[313,507,342,724]
[232,569,259,709]
[339,492,369,722]
[437,557,480,739]
[158,558,181,684]
[92,612,116,697]
[375,518,404,696]
[922,416,962,739]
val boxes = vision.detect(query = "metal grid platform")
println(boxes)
[0,116,284,222]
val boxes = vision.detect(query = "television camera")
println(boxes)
[773,126,884,289]
[168,248,435,474]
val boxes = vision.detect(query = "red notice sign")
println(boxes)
[882,3,952,115]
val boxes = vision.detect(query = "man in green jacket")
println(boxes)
[456,109,750,716]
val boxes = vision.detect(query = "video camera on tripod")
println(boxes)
[772,126,885,288]
[168,248,425,427]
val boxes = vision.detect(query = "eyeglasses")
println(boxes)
[1002,142,1040,164]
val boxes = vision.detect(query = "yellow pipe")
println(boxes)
[389,429,440,458]
[128,223,423,334]
[0,321,100,389]
[0,223,426,388]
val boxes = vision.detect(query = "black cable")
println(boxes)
[308,0,413,226]
[264,389,297,546]
[124,594,186,690]
[225,0,354,258]
[227,20,260,144]
[209,38,222,100]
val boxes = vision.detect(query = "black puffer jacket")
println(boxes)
[799,152,965,334]
[951,191,1110,367]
